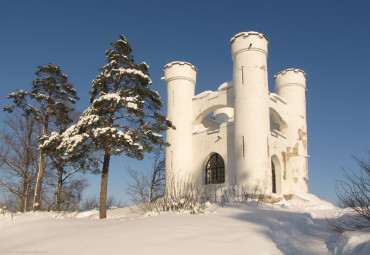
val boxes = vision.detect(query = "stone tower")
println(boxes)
[163,31,309,194]
[163,62,197,182]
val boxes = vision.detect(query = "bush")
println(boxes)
[327,153,370,233]
[79,196,99,211]
[128,173,270,215]
[130,176,212,215]
[80,195,122,211]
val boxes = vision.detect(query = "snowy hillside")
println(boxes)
[1,194,369,255]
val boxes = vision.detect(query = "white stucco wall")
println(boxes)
[192,120,234,185]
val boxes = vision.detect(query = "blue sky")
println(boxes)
[1,0,369,204]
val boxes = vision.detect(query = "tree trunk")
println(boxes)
[55,167,63,211]
[20,173,28,212]
[20,161,31,212]
[99,145,111,219]
[149,171,156,203]
[33,114,49,211]
[23,117,34,212]
[148,186,153,204]
[25,181,30,212]
[33,154,46,211]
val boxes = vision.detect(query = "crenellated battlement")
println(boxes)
[230,31,268,44]
[163,61,197,72]
[274,68,306,78]
[163,61,197,85]
[274,68,306,90]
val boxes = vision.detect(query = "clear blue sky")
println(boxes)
[1,0,369,205]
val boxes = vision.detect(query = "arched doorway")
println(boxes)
[271,160,276,193]
[205,153,225,184]
[271,155,282,194]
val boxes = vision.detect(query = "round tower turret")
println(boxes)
[163,61,197,182]
[274,68,308,193]
[275,68,306,118]
[230,32,271,190]
[230,31,268,61]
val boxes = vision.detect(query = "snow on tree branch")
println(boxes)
[112,68,152,84]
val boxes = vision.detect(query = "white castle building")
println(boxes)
[162,31,308,194]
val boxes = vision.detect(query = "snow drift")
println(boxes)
[0,193,369,255]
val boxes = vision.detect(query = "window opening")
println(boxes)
[241,66,244,85]
[242,136,245,158]
[205,153,225,184]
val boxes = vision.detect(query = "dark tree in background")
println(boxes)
[42,35,173,218]
[3,64,79,211]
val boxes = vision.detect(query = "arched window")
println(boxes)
[205,153,225,184]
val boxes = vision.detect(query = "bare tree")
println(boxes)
[126,153,165,205]
[0,192,19,213]
[126,167,151,205]
[328,152,370,232]
[0,113,40,212]
[50,160,95,212]
[50,177,89,211]
[148,154,165,203]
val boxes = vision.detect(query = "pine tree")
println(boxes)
[3,64,79,211]
[46,34,172,218]
[39,110,100,212]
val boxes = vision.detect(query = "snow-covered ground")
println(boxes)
[1,194,369,255]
